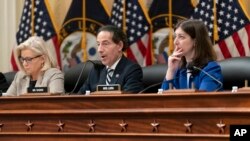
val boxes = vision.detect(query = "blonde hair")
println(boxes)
[15,36,58,73]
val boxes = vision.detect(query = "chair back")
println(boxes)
[218,57,250,90]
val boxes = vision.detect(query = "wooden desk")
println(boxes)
[0,91,250,141]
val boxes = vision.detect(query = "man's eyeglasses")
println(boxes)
[19,55,42,64]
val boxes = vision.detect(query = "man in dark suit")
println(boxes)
[79,25,144,94]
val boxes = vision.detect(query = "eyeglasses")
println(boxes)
[19,55,42,64]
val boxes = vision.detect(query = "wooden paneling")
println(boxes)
[0,91,250,140]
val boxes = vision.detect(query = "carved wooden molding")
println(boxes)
[119,119,128,132]
[57,120,65,132]
[151,119,160,133]
[184,120,193,133]
[88,119,96,132]
[0,123,4,132]
[25,120,34,132]
[216,120,226,134]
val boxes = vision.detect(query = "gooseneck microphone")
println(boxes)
[188,64,223,91]
[68,60,102,95]
[138,82,162,94]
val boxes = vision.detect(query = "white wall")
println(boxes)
[0,0,24,73]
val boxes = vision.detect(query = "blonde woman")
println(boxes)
[5,36,64,96]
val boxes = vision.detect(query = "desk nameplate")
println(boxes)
[21,93,61,96]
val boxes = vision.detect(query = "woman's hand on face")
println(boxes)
[165,47,183,80]
[168,47,183,71]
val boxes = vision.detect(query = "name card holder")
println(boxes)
[21,93,61,96]
[162,82,205,94]
[21,87,61,96]
[163,89,205,94]
[92,84,122,95]
[27,87,48,93]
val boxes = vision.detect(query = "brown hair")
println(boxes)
[97,25,128,51]
[175,19,217,68]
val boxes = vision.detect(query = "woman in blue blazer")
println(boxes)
[161,19,223,92]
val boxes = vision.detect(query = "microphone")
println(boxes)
[138,82,162,94]
[0,72,9,93]
[188,64,223,91]
[68,60,103,95]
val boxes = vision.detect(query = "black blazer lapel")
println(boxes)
[112,56,126,83]
[99,68,107,84]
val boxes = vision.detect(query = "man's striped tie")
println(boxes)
[106,68,114,85]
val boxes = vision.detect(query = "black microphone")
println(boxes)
[186,63,199,75]
[188,64,223,91]
[0,72,9,93]
[68,60,103,95]
[138,82,162,94]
